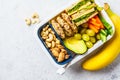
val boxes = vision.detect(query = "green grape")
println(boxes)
[90,37,96,43]
[80,28,87,34]
[96,34,101,40]
[82,34,90,41]
[74,34,81,40]
[86,29,95,36]
[86,41,93,48]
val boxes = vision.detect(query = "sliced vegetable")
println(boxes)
[89,20,101,29]
[88,15,105,33]
[100,32,107,42]
[88,23,99,33]
[100,29,107,36]
[108,28,113,35]
[94,15,104,29]
[82,3,120,71]
[98,14,113,35]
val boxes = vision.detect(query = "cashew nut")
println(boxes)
[43,25,49,31]
[41,30,49,37]
[34,18,40,23]
[65,55,69,59]
[45,42,51,48]
[42,36,48,40]
[44,31,49,36]
[61,49,67,54]
[51,41,56,48]
[25,18,31,26]
[46,33,54,42]
[56,45,64,49]
[51,48,60,57]
[48,28,52,32]
[53,35,56,41]
[32,19,37,24]
[58,52,65,62]
[51,31,55,35]
[55,39,60,44]
[32,12,39,18]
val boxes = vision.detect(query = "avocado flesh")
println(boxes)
[72,8,95,20]
[64,37,87,54]
[68,0,90,13]
[73,11,96,23]
[68,1,92,15]
[75,11,98,26]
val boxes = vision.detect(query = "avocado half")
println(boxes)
[64,37,87,54]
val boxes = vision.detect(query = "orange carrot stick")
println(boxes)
[88,24,99,33]
[95,15,104,29]
[89,20,101,27]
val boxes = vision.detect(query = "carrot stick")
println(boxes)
[89,20,101,27]
[91,18,96,22]
[94,15,104,29]
[88,24,99,33]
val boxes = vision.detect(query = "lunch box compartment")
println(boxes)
[37,23,74,65]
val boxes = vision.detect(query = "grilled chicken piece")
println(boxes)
[61,12,78,33]
[56,16,73,36]
[51,20,65,39]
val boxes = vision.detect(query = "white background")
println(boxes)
[0,0,120,80]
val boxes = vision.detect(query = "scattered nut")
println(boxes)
[34,18,40,23]
[32,19,37,24]
[32,12,39,18]
[25,12,40,26]
[25,18,31,26]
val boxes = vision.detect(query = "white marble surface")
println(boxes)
[0,0,120,80]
